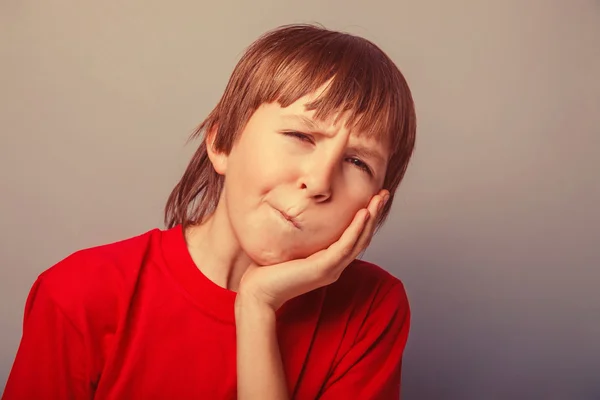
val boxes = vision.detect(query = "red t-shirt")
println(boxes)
[3,225,410,399]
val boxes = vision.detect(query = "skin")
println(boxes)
[185,89,391,399]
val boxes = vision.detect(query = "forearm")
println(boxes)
[235,294,290,400]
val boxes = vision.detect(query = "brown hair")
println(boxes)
[164,24,416,229]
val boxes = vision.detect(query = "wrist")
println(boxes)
[235,291,277,321]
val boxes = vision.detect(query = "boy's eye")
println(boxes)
[347,157,373,176]
[283,131,314,144]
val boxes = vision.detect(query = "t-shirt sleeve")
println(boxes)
[3,277,91,400]
[318,281,411,400]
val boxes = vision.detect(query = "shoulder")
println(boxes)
[319,259,410,336]
[32,228,164,325]
[311,259,410,368]
[39,228,162,291]
[332,258,409,311]
[306,261,410,398]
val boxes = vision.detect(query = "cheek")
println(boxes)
[235,150,295,198]
[320,206,357,239]
[307,197,367,249]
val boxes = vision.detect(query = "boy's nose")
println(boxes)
[298,160,335,202]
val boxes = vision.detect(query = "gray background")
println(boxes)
[1,1,599,398]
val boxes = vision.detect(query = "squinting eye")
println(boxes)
[283,131,314,143]
[347,157,372,176]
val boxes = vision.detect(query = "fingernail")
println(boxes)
[378,199,384,211]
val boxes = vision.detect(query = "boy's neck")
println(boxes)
[184,201,251,293]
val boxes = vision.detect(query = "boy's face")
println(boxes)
[214,92,389,265]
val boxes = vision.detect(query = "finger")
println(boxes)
[308,191,388,282]
[310,207,370,269]
[326,190,388,266]
[352,190,389,256]
[315,190,386,273]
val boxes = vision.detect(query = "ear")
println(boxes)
[206,124,228,175]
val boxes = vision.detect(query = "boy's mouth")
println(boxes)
[272,207,302,230]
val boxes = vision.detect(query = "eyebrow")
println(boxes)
[282,114,327,133]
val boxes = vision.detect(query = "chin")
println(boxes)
[241,235,315,266]
[244,247,291,266]
[234,214,339,266]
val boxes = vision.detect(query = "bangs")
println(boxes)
[243,25,413,153]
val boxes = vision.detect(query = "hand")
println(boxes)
[237,190,390,311]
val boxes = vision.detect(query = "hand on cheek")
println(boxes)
[237,189,390,311]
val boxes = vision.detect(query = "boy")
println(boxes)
[3,24,416,399]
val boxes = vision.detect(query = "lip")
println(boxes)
[273,207,302,230]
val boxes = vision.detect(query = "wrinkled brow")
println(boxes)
[281,114,327,132]
[282,114,387,165]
